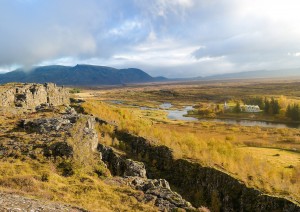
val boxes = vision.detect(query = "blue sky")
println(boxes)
[1,0,300,77]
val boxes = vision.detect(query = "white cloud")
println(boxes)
[2,0,300,77]
[288,52,300,57]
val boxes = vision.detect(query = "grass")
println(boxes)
[81,82,300,203]
[0,105,158,212]
[241,147,299,168]
[0,158,156,212]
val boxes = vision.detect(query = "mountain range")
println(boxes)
[0,65,165,86]
[202,68,300,80]
[0,65,300,86]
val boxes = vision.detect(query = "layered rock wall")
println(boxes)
[0,83,69,109]
[111,129,300,212]
[97,143,195,211]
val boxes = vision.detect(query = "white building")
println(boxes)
[224,101,230,110]
[243,105,260,113]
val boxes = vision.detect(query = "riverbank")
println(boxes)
[187,111,300,129]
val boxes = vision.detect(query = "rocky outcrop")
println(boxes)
[111,129,300,212]
[21,115,77,134]
[0,83,69,109]
[126,177,195,211]
[98,143,195,211]
[98,144,146,178]
[5,111,98,161]
[0,192,87,212]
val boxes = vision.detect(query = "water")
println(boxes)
[164,103,300,129]
[106,100,123,104]
[140,106,156,111]
[159,103,173,109]
[200,118,300,129]
[167,107,198,121]
[108,100,300,129]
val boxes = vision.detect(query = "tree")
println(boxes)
[286,104,292,118]
[271,97,280,115]
[264,98,270,114]
[285,103,300,121]
[233,102,241,113]
[292,104,300,121]
[264,97,280,115]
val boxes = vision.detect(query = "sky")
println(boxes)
[1,0,300,77]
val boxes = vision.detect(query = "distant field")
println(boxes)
[77,79,300,203]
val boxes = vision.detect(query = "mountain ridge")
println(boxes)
[0,64,166,86]
[1,65,300,86]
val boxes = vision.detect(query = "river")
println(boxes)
[160,103,300,129]
[107,100,300,129]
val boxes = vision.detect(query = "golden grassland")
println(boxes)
[0,158,156,212]
[80,80,300,203]
[0,109,157,212]
[75,79,300,107]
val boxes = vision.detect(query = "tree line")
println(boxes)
[240,97,280,115]
[286,104,300,121]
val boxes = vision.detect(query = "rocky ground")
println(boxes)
[0,192,86,212]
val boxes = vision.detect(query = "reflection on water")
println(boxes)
[200,118,300,129]
[140,106,156,111]
[106,100,123,104]
[108,100,300,129]
[164,103,300,129]
[167,107,198,121]
[157,103,197,121]
[159,103,173,109]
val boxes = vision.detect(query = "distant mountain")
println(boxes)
[0,65,167,86]
[201,68,300,80]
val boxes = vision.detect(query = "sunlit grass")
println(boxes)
[0,158,157,212]
[82,99,300,202]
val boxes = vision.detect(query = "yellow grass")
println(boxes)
[0,158,157,212]
[82,99,300,202]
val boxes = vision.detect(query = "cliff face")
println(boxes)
[110,129,300,212]
[97,143,196,211]
[0,83,69,109]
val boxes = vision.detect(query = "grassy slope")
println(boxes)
[0,108,157,212]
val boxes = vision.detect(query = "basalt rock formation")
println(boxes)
[113,130,300,212]
[0,83,69,109]
[21,113,98,160]
[93,116,300,212]
[97,143,196,211]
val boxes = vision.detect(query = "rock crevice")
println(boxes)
[112,130,300,211]
[98,143,196,211]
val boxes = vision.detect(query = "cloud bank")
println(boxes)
[1,0,300,77]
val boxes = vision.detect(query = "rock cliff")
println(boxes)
[92,114,300,212]
[97,143,196,211]
[112,130,300,212]
[0,83,69,109]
